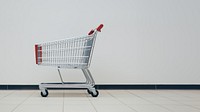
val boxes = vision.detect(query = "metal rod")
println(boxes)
[85,69,95,86]
[57,67,64,84]
[82,69,90,84]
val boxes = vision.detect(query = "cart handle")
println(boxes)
[88,30,94,35]
[96,24,104,32]
[88,24,104,35]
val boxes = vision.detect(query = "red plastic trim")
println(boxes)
[96,24,104,32]
[35,45,38,64]
[88,24,104,35]
[35,45,42,64]
[88,30,94,35]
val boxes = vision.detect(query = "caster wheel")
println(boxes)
[91,90,99,97]
[87,89,92,94]
[41,89,48,97]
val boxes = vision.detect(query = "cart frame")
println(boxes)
[35,24,104,97]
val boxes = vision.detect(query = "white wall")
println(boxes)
[0,0,200,84]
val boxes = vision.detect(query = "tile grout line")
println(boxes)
[62,90,65,112]
[165,90,198,99]
[87,92,98,112]
[144,90,200,111]
[0,90,15,101]
[106,90,138,112]
[163,94,200,110]
[162,90,200,110]
[189,105,200,110]
[145,90,187,111]
[127,90,172,112]
[11,91,36,112]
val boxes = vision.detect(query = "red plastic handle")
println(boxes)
[88,24,104,35]
[88,30,94,35]
[96,24,104,32]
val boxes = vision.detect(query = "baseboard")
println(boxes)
[0,85,39,90]
[96,84,200,90]
[1,84,200,90]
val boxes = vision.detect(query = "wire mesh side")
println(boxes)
[35,35,96,68]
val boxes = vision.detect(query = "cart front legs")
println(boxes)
[82,69,99,97]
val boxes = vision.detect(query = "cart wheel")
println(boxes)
[41,89,48,97]
[87,89,92,94]
[91,90,99,97]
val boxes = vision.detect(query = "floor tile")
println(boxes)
[130,104,171,112]
[64,104,96,112]
[118,98,153,104]
[162,104,200,112]
[94,104,136,112]
[0,104,18,112]
[146,99,180,105]
[64,100,91,105]
[0,90,200,112]
[90,98,122,105]
[13,104,63,112]
[177,100,200,106]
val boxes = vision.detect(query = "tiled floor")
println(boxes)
[0,90,200,112]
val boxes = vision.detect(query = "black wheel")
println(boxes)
[91,90,99,97]
[41,89,48,97]
[87,89,92,94]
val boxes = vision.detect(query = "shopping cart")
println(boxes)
[35,24,104,97]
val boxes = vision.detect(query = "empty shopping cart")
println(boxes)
[35,24,104,97]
